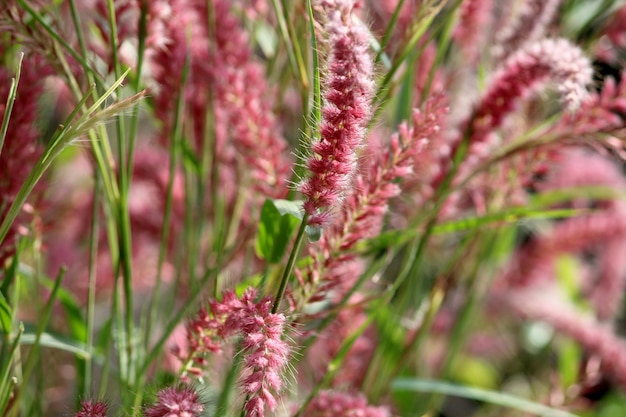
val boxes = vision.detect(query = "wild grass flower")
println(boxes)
[300,0,374,226]
[148,0,290,200]
[74,400,108,417]
[300,98,444,302]
[144,386,205,417]
[184,289,290,417]
[4,2,626,417]
[554,75,626,140]
[472,38,593,144]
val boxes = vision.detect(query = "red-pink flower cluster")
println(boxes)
[185,289,290,417]
[144,386,205,417]
[299,95,446,303]
[473,38,592,144]
[148,0,290,200]
[554,75,626,140]
[74,400,108,417]
[303,390,390,417]
[300,0,374,226]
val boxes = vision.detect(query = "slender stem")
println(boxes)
[0,53,22,159]
[9,268,65,417]
[306,0,321,131]
[272,215,309,313]
[84,165,101,397]
[374,0,406,64]
[280,0,309,90]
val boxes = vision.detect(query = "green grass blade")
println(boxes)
[392,378,580,417]
[0,53,23,159]
[18,331,91,360]
[0,323,22,415]
[306,0,321,131]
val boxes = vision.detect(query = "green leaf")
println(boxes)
[0,293,11,334]
[256,199,301,263]
[392,378,580,417]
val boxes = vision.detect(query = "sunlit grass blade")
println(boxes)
[18,331,91,360]
[0,53,22,159]
[0,72,143,248]
[392,378,580,417]
[0,323,22,415]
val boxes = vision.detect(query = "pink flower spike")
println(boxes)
[74,400,108,417]
[144,386,205,417]
[472,38,592,144]
[300,0,374,226]
[183,289,290,417]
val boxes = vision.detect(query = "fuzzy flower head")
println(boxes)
[183,289,290,417]
[300,0,374,226]
[472,38,592,143]
[74,400,108,417]
[144,386,205,417]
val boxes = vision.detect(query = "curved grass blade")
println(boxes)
[392,378,579,417]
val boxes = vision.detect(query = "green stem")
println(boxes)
[0,53,22,159]
[374,0,406,64]
[84,165,101,398]
[272,215,309,313]
[9,268,65,417]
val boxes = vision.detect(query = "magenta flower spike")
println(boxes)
[144,386,205,417]
[184,289,290,417]
[300,0,374,226]
[472,38,592,144]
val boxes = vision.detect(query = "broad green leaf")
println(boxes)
[392,378,579,417]
[255,199,301,263]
